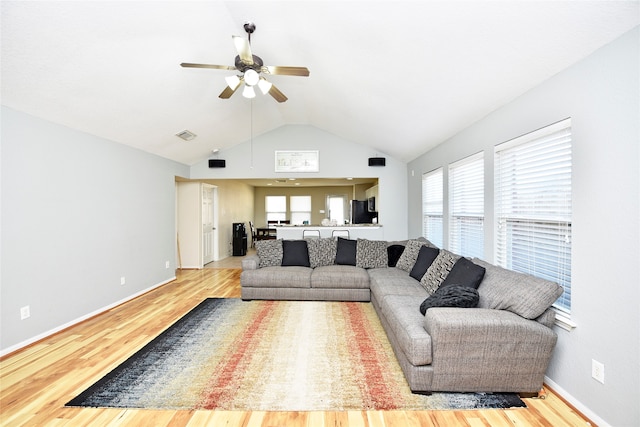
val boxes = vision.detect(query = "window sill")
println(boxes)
[554,309,577,332]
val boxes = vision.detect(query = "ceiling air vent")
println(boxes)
[176,130,197,141]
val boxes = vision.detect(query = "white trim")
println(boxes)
[554,309,577,332]
[0,276,176,358]
[544,376,610,427]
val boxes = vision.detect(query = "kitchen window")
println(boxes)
[265,195,287,223]
[290,196,312,225]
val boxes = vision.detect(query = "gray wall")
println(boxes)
[407,27,639,427]
[190,125,409,241]
[1,106,188,352]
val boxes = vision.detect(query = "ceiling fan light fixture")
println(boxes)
[244,69,259,86]
[258,78,272,95]
[242,85,256,98]
[224,75,241,90]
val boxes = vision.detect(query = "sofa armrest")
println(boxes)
[241,255,260,271]
[423,307,557,392]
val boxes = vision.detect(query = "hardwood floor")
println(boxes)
[1,268,593,427]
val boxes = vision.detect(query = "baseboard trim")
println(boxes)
[544,376,608,427]
[0,276,176,358]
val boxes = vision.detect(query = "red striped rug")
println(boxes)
[67,298,525,411]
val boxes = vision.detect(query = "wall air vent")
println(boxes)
[175,130,197,141]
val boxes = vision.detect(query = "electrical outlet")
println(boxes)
[120,276,126,286]
[20,305,30,320]
[592,359,605,384]
[165,261,170,269]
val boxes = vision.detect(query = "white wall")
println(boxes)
[407,27,639,427]
[1,106,189,353]
[190,125,409,241]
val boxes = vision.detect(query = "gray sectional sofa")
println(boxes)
[240,237,563,394]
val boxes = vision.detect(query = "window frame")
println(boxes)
[422,168,444,248]
[494,118,573,329]
[448,152,484,258]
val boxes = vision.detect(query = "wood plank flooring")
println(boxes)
[1,267,594,426]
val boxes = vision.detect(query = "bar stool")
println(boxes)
[303,229,321,239]
[332,229,350,239]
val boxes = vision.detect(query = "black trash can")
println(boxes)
[232,222,247,256]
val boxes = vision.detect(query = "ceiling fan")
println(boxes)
[181,22,310,103]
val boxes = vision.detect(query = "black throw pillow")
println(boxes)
[409,246,440,281]
[419,285,480,315]
[281,240,310,267]
[387,244,406,267]
[440,257,486,289]
[335,237,357,266]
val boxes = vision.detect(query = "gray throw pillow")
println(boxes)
[356,238,388,269]
[255,239,283,268]
[472,258,564,319]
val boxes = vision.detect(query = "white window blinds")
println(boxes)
[265,196,287,223]
[495,119,572,312]
[422,168,443,248]
[449,152,484,258]
[290,196,311,225]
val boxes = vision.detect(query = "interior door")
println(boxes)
[202,184,215,265]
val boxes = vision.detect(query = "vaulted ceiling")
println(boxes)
[2,1,638,165]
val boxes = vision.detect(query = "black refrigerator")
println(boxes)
[351,200,378,224]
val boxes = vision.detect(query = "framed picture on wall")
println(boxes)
[275,150,319,172]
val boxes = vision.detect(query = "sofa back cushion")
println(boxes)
[281,240,310,267]
[472,258,564,319]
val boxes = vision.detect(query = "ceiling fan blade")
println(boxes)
[232,35,253,65]
[264,66,310,77]
[218,84,239,99]
[268,84,288,103]
[180,63,236,70]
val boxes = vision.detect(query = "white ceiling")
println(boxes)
[2,1,638,166]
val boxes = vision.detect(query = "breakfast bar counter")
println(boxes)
[275,224,383,240]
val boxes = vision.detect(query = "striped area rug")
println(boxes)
[67,298,525,411]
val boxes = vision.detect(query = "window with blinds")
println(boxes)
[265,196,287,223]
[422,168,443,248]
[449,152,484,258]
[290,196,311,225]
[495,118,572,313]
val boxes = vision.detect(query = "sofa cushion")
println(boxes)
[311,265,370,289]
[368,268,427,300]
[387,244,405,267]
[440,257,485,289]
[420,250,460,294]
[409,246,440,281]
[379,295,433,366]
[306,238,337,268]
[255,239,283,268]
[356,238,388,268]
[472,258,564,319]
[335,237,357,265]
[240,266,312,288]
[281,240,311,267]
[419,285,480,315]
